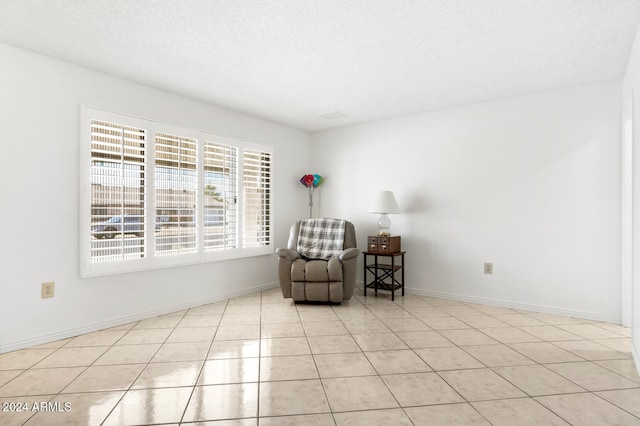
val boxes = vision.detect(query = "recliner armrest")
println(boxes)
[276,248,301,261]
[338,247,360,261]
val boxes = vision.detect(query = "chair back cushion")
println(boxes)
[296,218,346,260]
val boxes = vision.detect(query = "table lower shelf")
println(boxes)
[366,264,402,272]
[363,251,406,301]
[364,264,404,297]
[365,281,403,292]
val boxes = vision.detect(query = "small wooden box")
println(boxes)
[367,236,401,253]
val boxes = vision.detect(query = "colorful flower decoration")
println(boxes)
[300,173,323,188]
[300,174,324,218]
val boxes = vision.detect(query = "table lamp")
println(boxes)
[368,190,401,235]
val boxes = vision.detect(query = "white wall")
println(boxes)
[0,43,309,353]
[311,81,622,323]
[0,40,630,356]
[623,23,640,373]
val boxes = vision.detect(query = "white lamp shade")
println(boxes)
[368,190,401,214]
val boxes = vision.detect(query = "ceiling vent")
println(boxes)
[317,110,347,120]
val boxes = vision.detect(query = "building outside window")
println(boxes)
[81,107,273,277]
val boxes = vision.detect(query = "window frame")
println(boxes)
[80,106,274,277]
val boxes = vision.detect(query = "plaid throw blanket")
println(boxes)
[297,218,346,260]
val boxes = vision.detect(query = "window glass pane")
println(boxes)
[204,141,238,251]
[243,149,271,247]
[155,132,198,256]
[83,107,273,276]
[89,120,146,262]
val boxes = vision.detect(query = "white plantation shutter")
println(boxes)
[155,132,198,256]
[242,149,271,247]
[89,120,146,262]
[204,141,238,251]
[82,107,273,276]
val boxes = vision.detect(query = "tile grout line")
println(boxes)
[177,298,231,424]
[303,302,338,425]
[1,288,638,424]
[379,296,491,426]
[359,293,640,424]
[98,309,192,425]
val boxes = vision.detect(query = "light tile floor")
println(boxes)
[1,287,639,425]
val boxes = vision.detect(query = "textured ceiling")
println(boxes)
[0,0,639,131]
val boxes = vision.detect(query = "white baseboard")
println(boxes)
[364,282,640,373]
[0,282,279,354]
[633,340,640,378]
[407,286,621,323]
[355,281,620,324]
[6,281,624,354]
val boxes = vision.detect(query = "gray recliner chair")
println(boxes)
[276,219,359,303]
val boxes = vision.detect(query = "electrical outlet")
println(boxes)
[484,263,493,275]
[41,281,55,299]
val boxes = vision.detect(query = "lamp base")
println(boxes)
[377,213,391,236]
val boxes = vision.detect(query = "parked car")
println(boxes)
[156,215,170,227]
[92,215,158,239]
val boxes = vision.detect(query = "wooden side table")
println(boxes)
[363,251,405,301]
